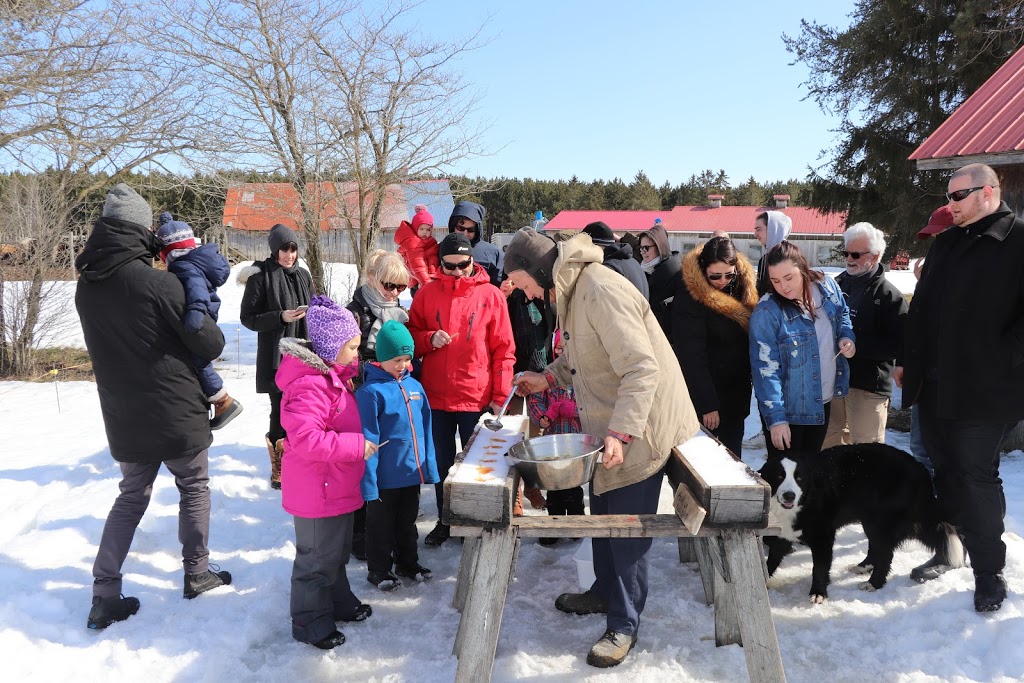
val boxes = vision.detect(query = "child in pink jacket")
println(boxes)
[276,295,378,650]
[394,204,438,294]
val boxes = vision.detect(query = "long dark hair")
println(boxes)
[765,241,823,318]
[699,236,746,298]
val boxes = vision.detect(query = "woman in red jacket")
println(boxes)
[407,233,516,546]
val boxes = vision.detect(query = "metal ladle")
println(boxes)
[484,372,523,431]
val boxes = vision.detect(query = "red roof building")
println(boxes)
[544,202,846,236]
[910,45,1024,171]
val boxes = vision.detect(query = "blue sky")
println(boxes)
[406,0,856,186]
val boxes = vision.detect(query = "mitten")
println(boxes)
[183,309,204,334]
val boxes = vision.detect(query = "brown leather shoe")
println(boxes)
[266,435,283,490]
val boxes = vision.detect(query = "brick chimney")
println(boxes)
[773,194,790,209]
[707,193,724,209]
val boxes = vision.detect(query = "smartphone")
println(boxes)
[295,305,309,312]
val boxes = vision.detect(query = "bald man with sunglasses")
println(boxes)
[900,163,1024,613]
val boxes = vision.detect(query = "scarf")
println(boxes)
[641,257,659,275]
[360,283,409,349]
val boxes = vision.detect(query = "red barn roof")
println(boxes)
[223,180,453,231]
[545,205,846,236]
[910,45,1024,169]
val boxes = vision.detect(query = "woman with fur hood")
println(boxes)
[672,237,758,456]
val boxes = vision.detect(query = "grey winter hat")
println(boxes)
[582,221,614,241]
[102,183,153,229]
[268,223,299,254]
[503,227,557,289]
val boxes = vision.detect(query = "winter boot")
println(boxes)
[209,392,243,430]
[184,566,233,599]
[309,630,346,650]
[586,630,638,668]
[395,563,432,582]
[336,603,372,622]
[266,435,283,490]
[974,572,1007,613]
[555,590,609,615]
[911,553,955,583]
[424,521,450,547]
[87,594,140,630]
[367,570,401,592]
[513,486,524,517]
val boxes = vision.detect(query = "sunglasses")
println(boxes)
[945,186,987,202]
[707,271,737,282]
[639,244,656,253]
[381,282,407,293]
[841,250,868,259]
[441,258,473,271]
[455,225,478,235]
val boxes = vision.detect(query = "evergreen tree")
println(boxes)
[785,1,1024,251]
[626,171,662,210]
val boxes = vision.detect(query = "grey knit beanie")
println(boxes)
[503,227,558,289]
[268,223,299,254]
[102,183,153,229]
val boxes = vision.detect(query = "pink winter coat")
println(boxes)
[276,338,366,519]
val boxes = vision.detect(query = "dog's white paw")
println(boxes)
[859,581,877,592]
[809,593,827,605]
[848,563,872,575]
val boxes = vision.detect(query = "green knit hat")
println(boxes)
[375,320,415,362]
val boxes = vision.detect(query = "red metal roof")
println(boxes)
[545,205,846,236]
[910,45,1024,162]
[223,180,447,231]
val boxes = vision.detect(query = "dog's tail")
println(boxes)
[938,522,965,569]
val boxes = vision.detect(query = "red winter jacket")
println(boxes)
[407,266,516,411]
[394,220,439,289]
[276,339,366,519]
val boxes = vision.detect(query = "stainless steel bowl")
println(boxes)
[505,434,604,490]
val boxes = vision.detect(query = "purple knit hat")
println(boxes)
[306,294,361,361]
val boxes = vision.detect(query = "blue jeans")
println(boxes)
[909,404,934,477]
[590,468,665,636]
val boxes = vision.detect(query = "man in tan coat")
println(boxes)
[507,228,700,668]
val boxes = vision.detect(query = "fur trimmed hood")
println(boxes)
[278,337,331,374]
[236,263,262,286]
[681,244,758,330]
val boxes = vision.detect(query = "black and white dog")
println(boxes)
[758,443,964,604]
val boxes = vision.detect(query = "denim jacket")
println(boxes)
[749,275,855,427]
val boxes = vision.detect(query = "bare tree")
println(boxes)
[154,0,491,290]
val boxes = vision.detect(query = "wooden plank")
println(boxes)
[444,420,525,525]
[454,527,519,683]
[452,536,481,613]
[712,539,742,647]
[721,531,787,683]
[915,151,1024,171]
[678,537,698,563]
[668,433,770,526]
[451,515,781,539]
[693,537,716,606]
[674,481,708,534]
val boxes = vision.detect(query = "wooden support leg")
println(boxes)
[693,537,716,606]
[721,531,786,683]
[707,534,742,646]
[453,527,519,683]
[678,537,698,563]
[453,536,481,612]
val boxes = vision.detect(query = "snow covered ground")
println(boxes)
[3,263,1024,682]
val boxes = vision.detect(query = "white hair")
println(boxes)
[844,222,886,259]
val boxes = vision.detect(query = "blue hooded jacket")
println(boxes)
[356,362,439,500]
[168,243,231,333]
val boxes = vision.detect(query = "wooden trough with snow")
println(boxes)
[444,421,785,683]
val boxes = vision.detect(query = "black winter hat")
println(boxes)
[438,232,473,259]
[503,227,557,289]
[581,221,614,241]
[268,223,299,254]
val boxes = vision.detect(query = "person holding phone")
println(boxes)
[239,223,312,490]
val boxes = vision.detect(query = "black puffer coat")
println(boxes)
[75,217,225,463]
[238,258,312,393]
[643,224,683,343]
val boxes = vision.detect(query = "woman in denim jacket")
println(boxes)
[750,241,856,457]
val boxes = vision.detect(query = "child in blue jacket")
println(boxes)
[156,212,243,429]
[356,320,439,591]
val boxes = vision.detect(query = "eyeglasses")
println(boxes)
[639,244,656,254]
[455,225,477,235]
[841,250,870,259]
[381,282,407,293]
[707,271,737,282]
[945,186,988,203]
[441,258,473,271]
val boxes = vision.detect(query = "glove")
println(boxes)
[547,400,578,421]
[183,309,205,334]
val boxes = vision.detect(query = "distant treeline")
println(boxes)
[0,168,811,239]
